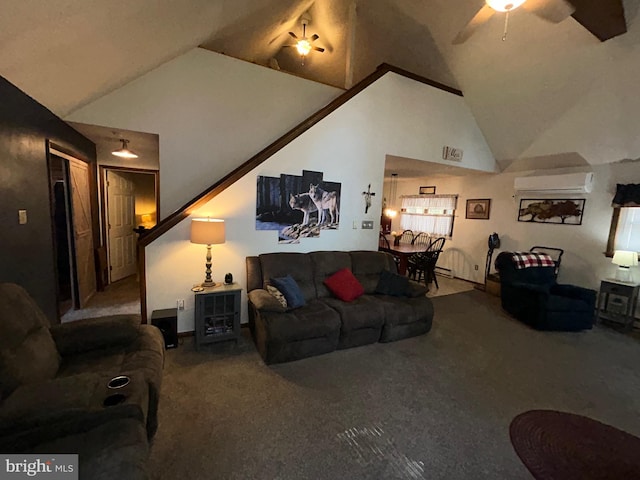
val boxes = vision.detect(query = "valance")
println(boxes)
[612,184,640,207]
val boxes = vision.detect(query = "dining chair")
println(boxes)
[399,230,414,244]
[379,232,400,268]
[411,232,430,246]
[407,237,446,288]
[379,232,391,250]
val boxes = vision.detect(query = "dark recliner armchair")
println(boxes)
[495,252,596,331]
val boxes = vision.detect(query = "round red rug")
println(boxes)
[510,410,640,480]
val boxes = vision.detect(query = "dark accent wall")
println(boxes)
[0,76,96,322]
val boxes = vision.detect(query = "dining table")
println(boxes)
[378,240,426,275]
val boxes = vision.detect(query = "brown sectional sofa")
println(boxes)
[0,282,164,480]
[246,250,434,364]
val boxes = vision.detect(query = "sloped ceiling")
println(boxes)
[1,0,637,167]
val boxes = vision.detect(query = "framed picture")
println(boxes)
[466,199,491,219]
[517,198,585,225]
[419,186,436,195]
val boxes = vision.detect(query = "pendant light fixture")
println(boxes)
[111,139,139,159]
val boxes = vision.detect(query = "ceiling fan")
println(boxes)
[284,12,325,64]
[452,0,575,44]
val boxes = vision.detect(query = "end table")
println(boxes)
[194,284,241,350]
[596,279,640,332]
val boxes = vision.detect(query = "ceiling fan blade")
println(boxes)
[288,31,298,39]
[452,4,496,45]
[313,46,325,53]
[522,0,575,23]
[310,34,319,42]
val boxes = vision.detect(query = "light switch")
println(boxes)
[361,221,374,230]
[18,210,27,225]
[352,221,358,229]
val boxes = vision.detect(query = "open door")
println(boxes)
[106,170,137,282]
[67,157,97,307]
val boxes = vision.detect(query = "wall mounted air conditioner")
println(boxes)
[514,172,594,195]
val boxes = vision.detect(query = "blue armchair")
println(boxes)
[495,252,596,331]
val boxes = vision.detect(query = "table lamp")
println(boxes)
[612,250,638,283]
[190,218,225,287]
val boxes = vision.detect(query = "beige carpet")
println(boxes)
[61,275,140,322]
[147,289,640,479]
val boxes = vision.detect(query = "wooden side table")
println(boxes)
[596,279,640,331]
[194,284,241,350]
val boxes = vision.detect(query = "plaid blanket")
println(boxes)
[511,252,555,269]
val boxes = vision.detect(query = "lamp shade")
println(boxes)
[612,250,639,267]
[191,218,225,245]
[111,139,139,159]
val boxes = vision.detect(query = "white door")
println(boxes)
[106,170,137,282]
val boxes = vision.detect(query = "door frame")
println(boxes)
[99,165,160,287]
[46,141,100,318]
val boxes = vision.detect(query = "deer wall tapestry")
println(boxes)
[517,198,585,225]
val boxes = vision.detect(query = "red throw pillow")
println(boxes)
[323,268,365,302]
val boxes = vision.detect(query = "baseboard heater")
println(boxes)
[434,266,454,278]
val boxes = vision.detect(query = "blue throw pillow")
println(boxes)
[270,275,306,309]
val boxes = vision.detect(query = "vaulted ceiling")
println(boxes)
[1,0,636,167]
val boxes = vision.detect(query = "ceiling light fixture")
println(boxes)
[453,0,575,44]
[285,12,325,65]
[485,0,526,12]
[296,38,312,57]
[111,139,139,159]
[486,0,527,41]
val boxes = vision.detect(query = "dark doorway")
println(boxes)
[50,155,75,315]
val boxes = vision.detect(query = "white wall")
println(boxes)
[63,47,496,332]
[394,163,640,290]
[139,70,495,332]
[66,48,344,216]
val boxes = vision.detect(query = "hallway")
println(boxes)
[61,274,140,322]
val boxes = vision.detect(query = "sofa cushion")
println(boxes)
[323,268,365,302]
[261,300,341,342]
[321,295,385,332]
[310,251,352,298]
[271,275,306,309]
[259,253,317,301]
[375,270,410,297]
[248,289,286,312]
[350,251,396,294]
[376,295,434,342]
[0,283,60,397]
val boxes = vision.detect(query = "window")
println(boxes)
[608,207,640,255]
[606,183,640,256]
[399,194,457,237]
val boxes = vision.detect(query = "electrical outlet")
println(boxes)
[361,221,374,230]
[177,299,185,310]
[474,265,479,271]
[18,209,27,225]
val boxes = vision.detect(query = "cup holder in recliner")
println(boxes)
[103,393,127,407]
[107,375,130,389]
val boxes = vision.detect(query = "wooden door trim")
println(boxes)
[99,166,160,291]
[47,142,99,320]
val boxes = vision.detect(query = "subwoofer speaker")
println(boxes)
[151,308,178,349]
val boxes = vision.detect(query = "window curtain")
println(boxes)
[400,195,457,237]
[612,184,640,207]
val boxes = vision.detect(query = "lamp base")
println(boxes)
[615,266,633,284]
[201,281,220,288]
